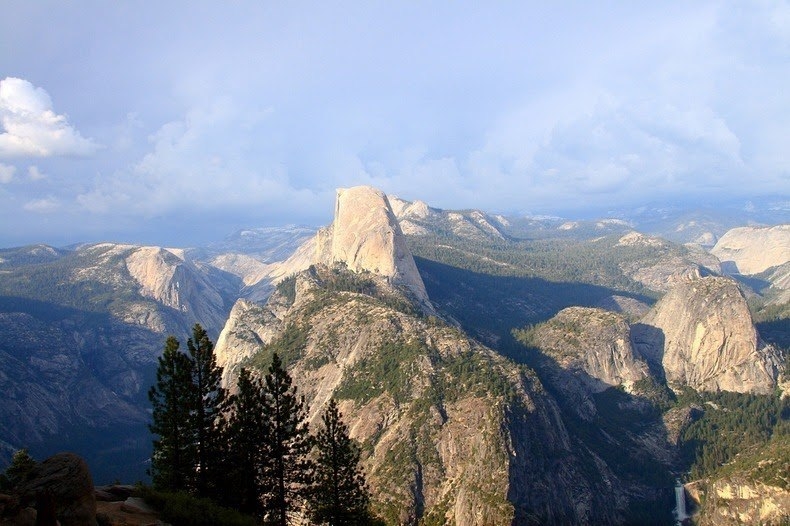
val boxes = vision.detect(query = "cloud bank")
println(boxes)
[0,77,100,158]
[0,2,786,246]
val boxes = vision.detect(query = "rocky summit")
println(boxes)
[634,271,780,394]
[526,306,651,394]
[274,186,432,311]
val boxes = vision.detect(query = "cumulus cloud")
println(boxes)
[23,196,60,213]
[77,98,328,223]
[0,77,100,158]
[27,165,46,180]
[0,163,15,183]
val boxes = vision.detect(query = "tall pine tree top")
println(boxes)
[261,353,313,526]
[309,398,372,526]
[186,324,228,499]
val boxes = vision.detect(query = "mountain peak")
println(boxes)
[274,186,432,311]
[635,274,780,394]
[319,186,431,309]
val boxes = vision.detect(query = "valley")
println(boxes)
[0,186,787,525]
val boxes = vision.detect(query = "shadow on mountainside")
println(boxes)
[414,256,654,362]
[630,323,668,382]
[0,295,157,484]
[508,343,677,525]
[412,258,678,523]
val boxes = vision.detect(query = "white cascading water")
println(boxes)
[674,479,687,524]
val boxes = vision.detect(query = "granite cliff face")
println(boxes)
[526,307,650,394]
[124,246,230,333]
[323,187,430,307]
[712,224,790,275]
[688,477,790,526]
[634,273,779,394]
[273,186,432,311]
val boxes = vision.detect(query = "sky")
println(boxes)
[0,1,788,247]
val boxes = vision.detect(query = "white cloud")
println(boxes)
[27,165,46,180]
[23,196,60,213]
[0,77,100,158]
[77,98,329,222]
[0,163,15,183]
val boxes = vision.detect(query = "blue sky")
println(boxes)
[0,1,787,247]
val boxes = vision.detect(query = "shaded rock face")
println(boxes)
[712,224,790,275]
[635,274,779,394]
[0,312,148,449]
[596,295,651,320]
[19,453,96,526]
[529,307,650,394]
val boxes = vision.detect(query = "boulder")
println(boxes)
[19,453,96,526]
[0,506,36,526]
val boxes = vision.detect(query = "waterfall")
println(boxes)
[674,479,687,524]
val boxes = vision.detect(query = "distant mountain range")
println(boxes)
[0,188,787,524]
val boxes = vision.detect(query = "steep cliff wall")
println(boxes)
[526,307,650,394]
[635,273,779,394]
[271,186,432,311]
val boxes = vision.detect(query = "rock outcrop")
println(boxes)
[687,477,790,526]
[215,296,290,388]
[18,453,97,526]
[527,307,650,394]
[273,186,432,311]
[712,224,790,275]
[634,272,780,394]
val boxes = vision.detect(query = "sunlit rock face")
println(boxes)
[528,306,651,394]
[274,185,432,311]
[712,224,790,275]
[325,186,430,306]
[634,272,780,394]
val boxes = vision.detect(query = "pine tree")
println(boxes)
[148,325,228,498]
[185,324,229,499]
[0,449,36,491]
[224,367,269,516]
[148,336,195,491]
[309,398,372,526]
[260,353,313,526]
